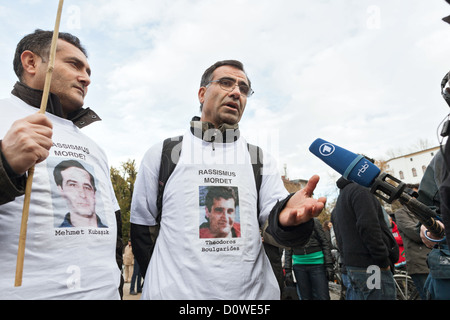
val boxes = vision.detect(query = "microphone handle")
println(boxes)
[369,173,445,238]
[399,193,446,239]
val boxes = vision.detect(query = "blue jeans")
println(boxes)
[341,272,353,300]
[130,258,142,293]
[410,273,428,300]
[346,266,396,300]
[423,244,450,300]
[293,264,330,300]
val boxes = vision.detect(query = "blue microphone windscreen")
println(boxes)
[309,138,380,187]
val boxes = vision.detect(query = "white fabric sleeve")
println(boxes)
[257,150,289,226]
[130,142,163,226]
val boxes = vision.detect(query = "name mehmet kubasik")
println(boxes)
[54,228,110,236]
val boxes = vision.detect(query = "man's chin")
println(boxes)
[217,227,232,236]
[219,112,241,125]
[76,212,95,219]
[60,99,84,115]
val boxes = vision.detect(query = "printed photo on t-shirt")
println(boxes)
[47,157,108,228]
[199,186,240,239]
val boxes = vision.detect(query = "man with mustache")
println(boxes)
[0,30,122,299]
[131,60,326,300]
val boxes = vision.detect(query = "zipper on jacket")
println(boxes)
[211,132,216,151]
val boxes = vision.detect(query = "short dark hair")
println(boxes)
[53,160,96,192]
[199,60,251,111]
[13,29,88,81]
[205,186,238,212]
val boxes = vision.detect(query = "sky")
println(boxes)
[1,0,450,201]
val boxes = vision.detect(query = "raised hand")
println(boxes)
[279,175,327,227]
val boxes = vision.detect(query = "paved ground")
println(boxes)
[122,282,342,300]
[329,282,342,300]
[122,281,142,300]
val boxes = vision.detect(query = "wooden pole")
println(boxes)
[15,0,65,287]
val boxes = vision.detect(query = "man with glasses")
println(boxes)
[131,60,326,300]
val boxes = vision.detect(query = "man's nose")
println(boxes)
[77,187,88,198]
[229,85,241,98]
[78,71,91,88]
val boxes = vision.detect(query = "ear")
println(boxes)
[205,207,211,220]
[198,86,206,105]
[20,50,41,77]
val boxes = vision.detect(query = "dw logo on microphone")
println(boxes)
[319,143,335,157]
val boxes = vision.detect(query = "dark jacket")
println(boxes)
[394,206,431,275]
[0,82,124,296]
[331,177,399,270]
[290,218,333,266]
[0,82,102,205]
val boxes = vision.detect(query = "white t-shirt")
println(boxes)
[0,95,121,299]
[131,129,288,299]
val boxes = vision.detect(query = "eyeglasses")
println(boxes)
[207,78,254,97]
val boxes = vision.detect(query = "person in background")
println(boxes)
[332,171,398,300]
[287,218,333,300]
[123,240,134,283]
[389,216,405,266]
[393,184,430,300]
[129,258,142,295]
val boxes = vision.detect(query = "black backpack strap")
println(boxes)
[247,143,263,217]
[156,135,183,222]
[156,137,263,220]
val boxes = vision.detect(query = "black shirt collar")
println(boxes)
[11,81,101,129]
[189,116,240,143]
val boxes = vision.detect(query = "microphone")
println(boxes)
[309,138,380,188]
[309,138,445,238]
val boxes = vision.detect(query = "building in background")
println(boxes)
[282,176,307,193]
[281,164,307,193]
[385,146,440,184]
